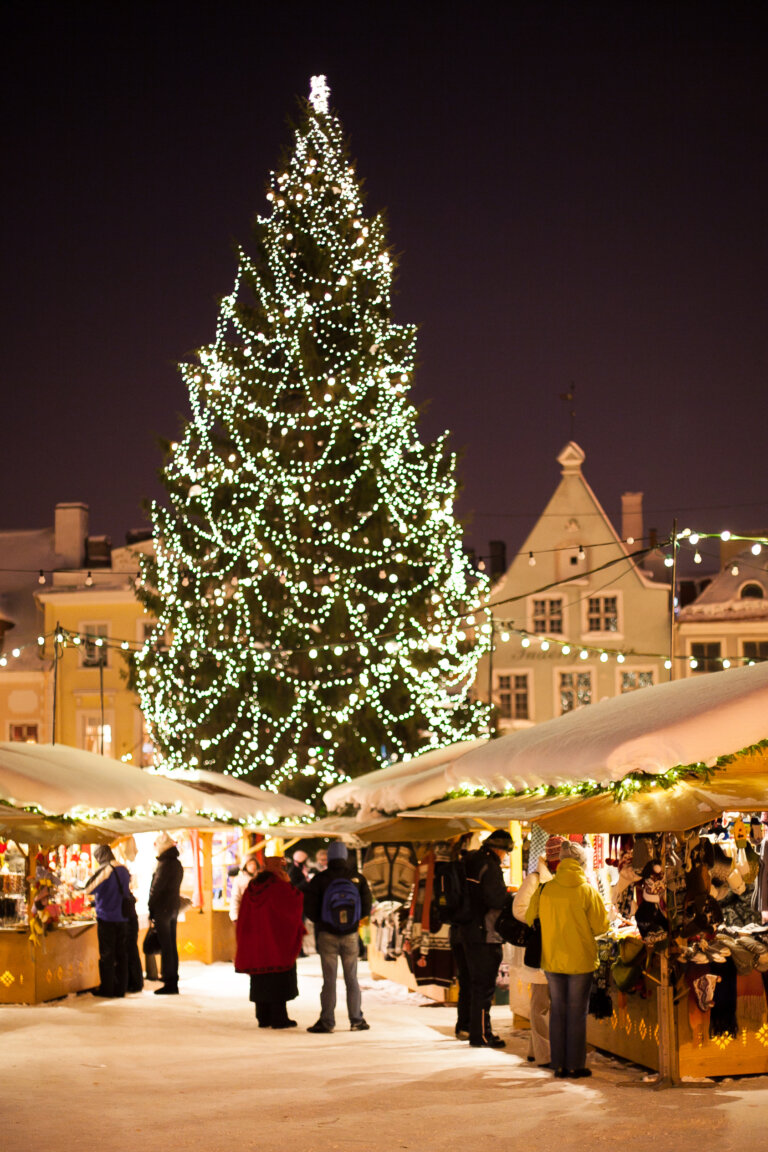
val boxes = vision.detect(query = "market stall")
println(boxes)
[408,662,768,1081]
[0,745,312,999]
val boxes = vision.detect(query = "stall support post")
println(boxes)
[200,831,214,914]
[656,949,680,1086]
[509,821,523,888]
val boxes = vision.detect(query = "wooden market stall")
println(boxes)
[404,661,768,1082]
[0,743,312,999]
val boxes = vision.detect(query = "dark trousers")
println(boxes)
[464,942,502,1043]
[255,1001,290,1027]
[96,919,129,997]
[451,931,471,1034]
[545,971,594,1072]
[155,914,179,989]
[126,914,143,993]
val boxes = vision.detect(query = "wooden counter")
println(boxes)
[509,964,768,1078]
[0,922,99,1005]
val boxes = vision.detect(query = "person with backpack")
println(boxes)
[456,828,513,1048]
[303,841,372,1033]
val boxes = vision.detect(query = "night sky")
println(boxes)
[3,1,768,573]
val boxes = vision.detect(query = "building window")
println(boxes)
[532,598,563,634]
[587,596,618,633]
[690,642,721,673]
[620,671,654,693]
[743,641,768,663]
[560,671,592,713]
[496,673,529,720]
[9,723,38,743]
[79,713,114,758]
[741,583,765,600]
[80,623,109,668]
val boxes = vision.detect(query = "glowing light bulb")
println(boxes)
[752,543,762,556]
[721,530,731,541]
[579,649,589,660]
[694,552,702,564]
[528,552,536,566]
[689,533,699,546]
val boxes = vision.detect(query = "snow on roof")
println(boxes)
[323,738,487,817]
[158,767,312,822]
[448,660,768,793]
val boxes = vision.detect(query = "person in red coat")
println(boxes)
[234,855,305,1028]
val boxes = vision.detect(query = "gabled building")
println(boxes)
[474,443,671,730]
[677,544,768,675]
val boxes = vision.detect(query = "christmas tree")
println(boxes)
[134,76,489,802]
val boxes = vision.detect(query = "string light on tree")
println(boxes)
[131,77,489,801]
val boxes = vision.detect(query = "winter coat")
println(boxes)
[459,847,509,945]
[511,865,552,984]
[303,859,373,935]
[526,858,609,974]
[229,869,252,921]
[235,872,305,974]
[148,846,184,921]
[85,862,132,923]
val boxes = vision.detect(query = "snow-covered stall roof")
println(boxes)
[448,661,768,794]
[157,767,312,824]
[323,739,488,817]
[0,742,207,816]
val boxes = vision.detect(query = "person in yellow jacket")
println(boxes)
[526,839,609,1079]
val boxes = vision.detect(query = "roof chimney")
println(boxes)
[621,492,643,546]
[54,503,89,569]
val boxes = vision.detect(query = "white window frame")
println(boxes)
[617,667,656,694]
[8,722,39,743]
[688,639,723,673]
[557,667,593,714]
[79,621,110,668]
[494,670,532,723]
[529,596,564,635]
[77,709,116,758]
[582,590,623,639]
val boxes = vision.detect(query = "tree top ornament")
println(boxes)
[309,74,330,115]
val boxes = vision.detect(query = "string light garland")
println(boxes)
[131,77,490,802]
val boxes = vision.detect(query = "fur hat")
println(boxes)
[484,828,513,851]
[94,845,114,865]
[327,841,348,862]
[559,839,588,868]
[154,831,176,855]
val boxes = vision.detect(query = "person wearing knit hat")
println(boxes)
[545,836,564,871]
[526,834,609,1079]
[304,840,373,1033]
[148,831,184,994]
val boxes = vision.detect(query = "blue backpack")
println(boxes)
[321,876,362,931]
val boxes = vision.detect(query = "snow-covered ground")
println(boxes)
[5,956,768,1151]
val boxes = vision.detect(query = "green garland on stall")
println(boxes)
[442,738,768,807]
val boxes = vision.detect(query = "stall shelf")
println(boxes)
[0,922,98,1005]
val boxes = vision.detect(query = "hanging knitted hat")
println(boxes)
[545,835,564,868]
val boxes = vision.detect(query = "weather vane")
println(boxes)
[309,75,330,115]
[559,382,576,439]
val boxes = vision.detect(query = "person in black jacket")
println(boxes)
[457,828,513,1048]
[303,841,372,1033]
[148,832,184,995]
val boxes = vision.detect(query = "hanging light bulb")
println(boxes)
[85,571,93,586]
[689,533,700,546]
[579,649,589,660]
[664,556,674,568]
[38,570,46,585]
[577,544,585,560]
[752,543,762,556]
[664,659,672,670]
[731,564,739,576]
[616,653,625,664]
[599,652,609,663]
[722,659,731,668]
[721,530,731,541]
[521,637,530,648]
[528,552,536,566]
[694,552,702,564]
